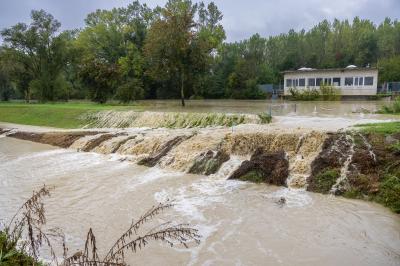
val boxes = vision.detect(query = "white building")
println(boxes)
[283,66,378,96]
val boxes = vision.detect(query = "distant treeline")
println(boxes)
[0,0,400,104]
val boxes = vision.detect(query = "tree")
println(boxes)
[76,1,154,103]
[144,0,225,106]
[1,10,69,102]
[378,56,400,83]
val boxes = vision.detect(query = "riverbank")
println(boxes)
[0,102,141,128]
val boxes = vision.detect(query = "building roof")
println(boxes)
[282,66,378,74]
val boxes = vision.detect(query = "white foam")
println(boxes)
[264,187,313,208]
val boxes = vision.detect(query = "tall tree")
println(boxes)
[1,10,69,102]
[144,0,225,106]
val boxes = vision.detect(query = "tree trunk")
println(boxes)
[181,71,185,107]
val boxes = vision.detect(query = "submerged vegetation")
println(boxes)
[311,169,340,194]
[1,186,200,265]
[378,97,400,114]
[289,84,341,101]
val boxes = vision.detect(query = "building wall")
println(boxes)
[283,69,378,96]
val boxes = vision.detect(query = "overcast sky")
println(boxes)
[0,0,399,42]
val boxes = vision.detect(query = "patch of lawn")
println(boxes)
[0,101,142,128]
[355,121,400,135]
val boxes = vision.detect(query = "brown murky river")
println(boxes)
[137,99,395,117]
[1,136,400,265]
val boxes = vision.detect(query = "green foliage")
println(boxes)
[378,56,400,83]
[356,122,400,135]
[238,170,264,183]
[379,97,400,114]
[375,175,400,213]
[289,87,320,101]
[319,84,341,101]
[0,232,42,266]
[115,79,144,103]
[312,169,340,194]
[144,0,225,105]
[1,10,70,102]
[343,189,364,199]
[289,85,341,101]
[257,112,272,124]
[389,142,400,154]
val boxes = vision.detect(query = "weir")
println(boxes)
[2,126,328,190]
[1,124,397,197]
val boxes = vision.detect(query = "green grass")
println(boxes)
[239,170,265,183]
[0,231,43,266]
[355,121,400,135]
[312,169,340,194]
[0,101,141,128]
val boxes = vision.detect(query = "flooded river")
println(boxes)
[137,99,396,118]
[1,137,399,265]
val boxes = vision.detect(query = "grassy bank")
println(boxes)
[350,121,400,213]
[0,102,140,128]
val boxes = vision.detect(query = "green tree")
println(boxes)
[1,10,69,102]
[144,0,225,106]
[76,1,153,103]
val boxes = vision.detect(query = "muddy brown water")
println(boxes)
[1,137,400,265]
[136,99,396,118]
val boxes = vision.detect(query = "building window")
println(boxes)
[286,79,292,87]
[333,78,341,86]
[365,77,374,86]
[294,79,299,87]
[308,78,316,86]
[316,78,323,86]
[299,78,305,87]
[324,78,332,85]
[359,77,363,86]
[354,77,359,86]
[345,77,353,86]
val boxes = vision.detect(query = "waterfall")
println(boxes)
[4,127,328,188]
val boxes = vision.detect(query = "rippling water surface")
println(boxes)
[1,137,399,266]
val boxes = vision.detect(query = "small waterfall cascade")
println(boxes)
[331,133,355,194]
[3,127,328,188]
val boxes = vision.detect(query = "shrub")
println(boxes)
[380,97,400,114]
[258,112,272,124]
[289,84,341,101]
[319,84,341,101]
[375,175,400,213]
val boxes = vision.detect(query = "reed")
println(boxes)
[64,201,200,266]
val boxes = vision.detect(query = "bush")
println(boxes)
[375,175,400,213]
[380,97,400,114]
[289,87,319,101]
[258,112,272,124]
[0,231,42,266]
[319,84,341,101]
[289,84,341,101]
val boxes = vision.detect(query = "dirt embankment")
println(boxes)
[6,131,101,148]
[307,131,400,213]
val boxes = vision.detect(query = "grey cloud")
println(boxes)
[0,0,399,42]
